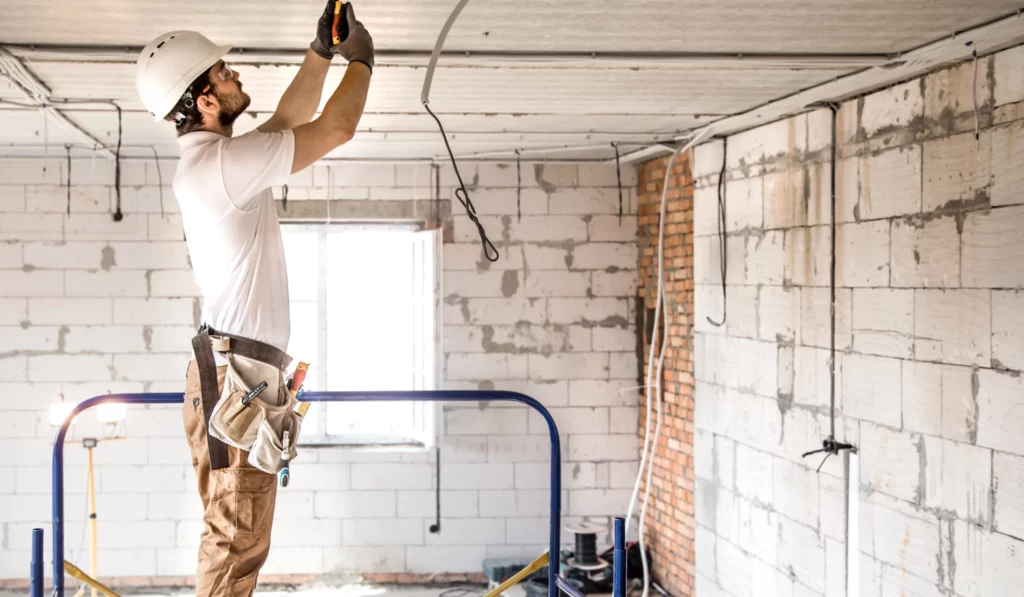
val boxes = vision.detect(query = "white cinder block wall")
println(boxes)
[0,159,640,581]
[692,46,1024,597]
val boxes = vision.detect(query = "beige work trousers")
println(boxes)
[183,360,278,597]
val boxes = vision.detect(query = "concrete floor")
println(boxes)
[1,583,528,597]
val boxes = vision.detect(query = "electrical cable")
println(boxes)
[706,137,728,327]
[971,45,980,148]
[65,145,72,216]
[112,103,123,222]
[516,149,522,222]
[624,124,715,597]
[148,146,164,217]
[421,0,498,262]
[613,143,623,223]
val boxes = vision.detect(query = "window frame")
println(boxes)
[281,221,442,450]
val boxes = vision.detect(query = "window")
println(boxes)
[281,223,441,448]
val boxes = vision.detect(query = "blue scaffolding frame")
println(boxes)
[33,390,626,597]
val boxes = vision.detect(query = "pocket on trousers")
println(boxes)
[212,468,276,547]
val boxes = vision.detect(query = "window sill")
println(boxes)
[298,439,430,452]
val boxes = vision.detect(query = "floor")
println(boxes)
[0,583,528,597]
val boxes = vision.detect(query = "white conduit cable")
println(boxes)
[421,0,498,261]
[625,124,714,597]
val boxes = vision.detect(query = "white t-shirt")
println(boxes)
[173,129,296,354]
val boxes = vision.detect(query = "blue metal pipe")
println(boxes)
[30,528,43,597]
[613,517,625,597]
[555,576,586,597]
[49,390,561,597]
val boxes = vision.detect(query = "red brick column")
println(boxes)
[635,153,696,597]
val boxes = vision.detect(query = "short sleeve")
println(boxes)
[220,129,295,210]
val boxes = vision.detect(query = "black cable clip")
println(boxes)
[801,435,856,473]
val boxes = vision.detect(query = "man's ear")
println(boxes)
[197,93,219,118]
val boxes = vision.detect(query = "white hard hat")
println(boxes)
[136,31,232,121]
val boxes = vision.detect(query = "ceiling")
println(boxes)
[1,0,1023,162]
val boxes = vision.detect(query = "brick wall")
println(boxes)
[689,45,1024,597]
[635,155,697,597]
[0,159,641,583]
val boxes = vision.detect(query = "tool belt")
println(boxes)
[192,324,303,473]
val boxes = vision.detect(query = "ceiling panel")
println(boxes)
[0,0,1019,54]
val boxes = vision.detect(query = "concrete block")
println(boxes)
[871,499,940,584]
[723,285,758,339]
[859,557,884,597]
[459,298,546,325]
[148,214,185,241]
[760,286,800,343]
[0,185,26,212]
[548,298,627,326]
[835,157,859,224]
[922,131,991,212]
[100,241,186,270]
[764,168,807,229]
[785,226,831,287]
[924,56,992,119]
[962,205,1024,287]
[314,490,398,519]
[520,245,569,271]
[923,436,991,522]
[445,353,528,380]
[528,353,608,380]
[464,188,546,216]
[890,216,960,288]
[0,298,27,326]
[424,517,504,546]
[880,566,943,597]
[64,213,148,241]
[571,243,637,270]
[726,176,765,230]
[113,298,195,325]
[858,146,922,220]
[901,360,942,437]
[26,185,110,214]
[407,546,486,573]
[914,289,991,366]
[260,547,324,575]
[991,122,1024,206]
[953,520,1024,596]
[820,474,847,542]
[752,559,796,597]
[695,234,745,287]
[859,424,921,503]
[801,288,852,350]
[0,214,64,240]
[523,271,589,298]
[149,270,201,298]
[444,270,514,298]
[487,435,553,462]
[478,489,548,517]
[790,348,831,409]
[994,44,1024,106]
[774,458,820,529]
[568,434,637,462]
[23,241,102,269]
[444,242,506,271]
[993,290,1024,370]
[0,326,59,353]
[101,464,185,493]
[836,221,889,287]
[271,518,342,547]
[549,188,621,215]
[66,270,149,297]
[0,355,28,382]
[716,538,753,597]
[976,368,1024,453]
[342,518,422,546]
[61,326,145,354]
[696,524,717,581]
[515,461,598,490]
[445,407,528,436]
[746,230,785,286]
[509,216,588,243]
[779,516,826,594]
[0,270,63,297]
[715,435,736,492]
[695,184,719,238]
[701,335,778,397]
[280,463,350,492]
[441,463,514,490]
[581,163,637,188]
[994,451,1024,539]
[568,380,639,407]
[592,326,634,352]
[861,80,924,137]
[29,354,112,382]
[591,271,636,298]
[0,242,21,268]
[734,443,773,505]
[323,546,405,573]
[940,365,976,444]
[852,289,914,358]
[148,325,199,353]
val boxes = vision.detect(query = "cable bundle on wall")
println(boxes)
[626,124,714,597]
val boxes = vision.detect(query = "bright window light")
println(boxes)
[96,403,127,424]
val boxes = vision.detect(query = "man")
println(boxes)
[133,3,373,595]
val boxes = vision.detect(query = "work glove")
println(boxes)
[310,0,341,60]
[332,3,375,72]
